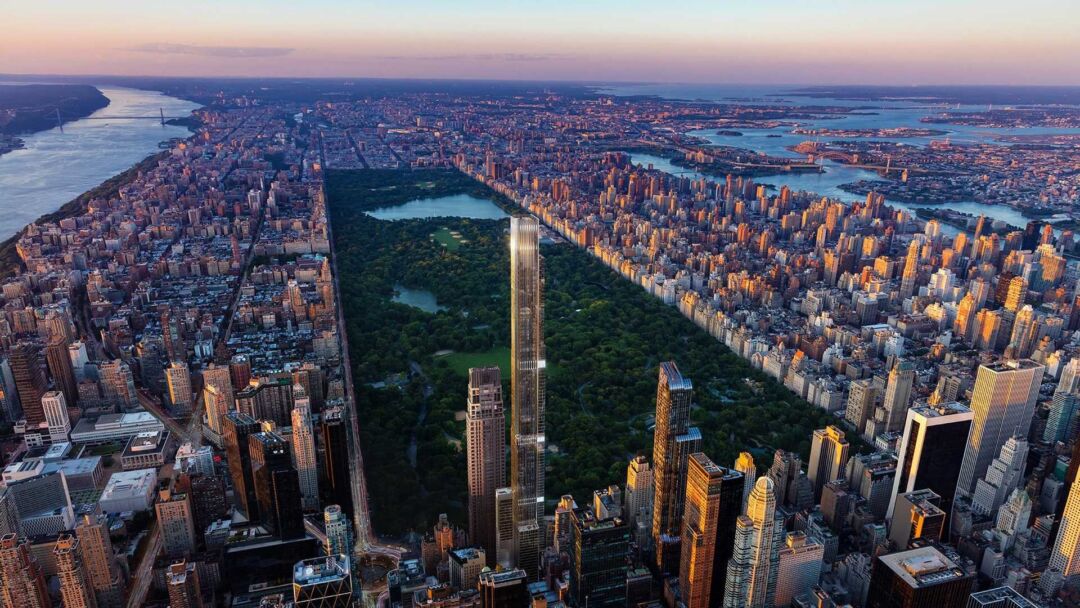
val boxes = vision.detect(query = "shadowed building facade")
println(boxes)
[466,366,506,567]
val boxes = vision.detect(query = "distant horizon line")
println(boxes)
[2,72,1079,89]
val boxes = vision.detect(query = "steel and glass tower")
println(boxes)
[510,215,545,580]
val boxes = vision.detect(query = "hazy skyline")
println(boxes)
[4,0,1079,85]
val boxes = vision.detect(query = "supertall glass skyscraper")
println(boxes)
[652,361,700,573]
[509,216,545,580]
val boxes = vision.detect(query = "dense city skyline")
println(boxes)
[4,1,1080,84]
[2,2,1080,605]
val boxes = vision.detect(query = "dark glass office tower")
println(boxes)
[569,506,629,608]
[250,431,304,540]
[224,412,260,520]
[321,406,354,520]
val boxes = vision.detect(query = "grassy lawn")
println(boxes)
[431,227,464,251]
[439,346,511,377]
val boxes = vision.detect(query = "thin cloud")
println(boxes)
[128,43,294,58]
[376,53,574,62]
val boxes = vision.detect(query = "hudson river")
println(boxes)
[0,86,200,240]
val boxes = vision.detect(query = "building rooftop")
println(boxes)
[123,430,169,456]
[983,359,1042,373]
[878,546,968,589]
[293,555,350,585]
[910,402,973,420]
[967,586,1040,607]
[448,547,484,564]
[99,468,157,501]
[479,568,527,586]
[52,457,102,477]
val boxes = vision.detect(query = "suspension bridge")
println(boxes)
[55,107,182,131]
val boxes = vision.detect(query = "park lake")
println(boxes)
[366,193,508,221]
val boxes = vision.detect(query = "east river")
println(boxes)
[0,86,200,240]
[602,83,1080,234]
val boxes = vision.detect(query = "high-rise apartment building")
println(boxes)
[953,293,977,342]
[889,403,973,522]
[10,342,47,428]
[808,426,850,502]
[767,450,812,511]
[844,378,879,438]
[679,454,743,608]
[45,336,78,407]
[449,547,487,592]
[624,455,653,548]
[734,452,757,510]
[494,487,514,570]
[41,390,71,443]
[324,505,353,557]
[899,239,920,300]
[202,383,230,439]
[1045,391,1080,445]
[723,477,783,608]
[1046,476,1080,590]
[230,354,252,391]
[883,361,916,433]
[1003,275,1027,312]
[75,513,124,608]
[774,532,824,608]
[0,534,50,608]
[235,373,296,427]
[652,361,700,573]
[54,534,96,608]
[201,363,234,437]
[156,487,197,557]
[166,560,204,608]
[1008,305,1039,358]
[509,215,545,580]
[888,489,945,550]
[175,472,228,549]
[972,435,1027,516]
[956,360,1044,497]
[553,495,578,553]
[466,366,506,566]
[99,360,137,410]
[291,384,319,511]
[165,360,194,414]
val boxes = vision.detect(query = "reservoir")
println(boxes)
[391,285,445,313]
[366,193,508,221]
[0,86,200,240]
